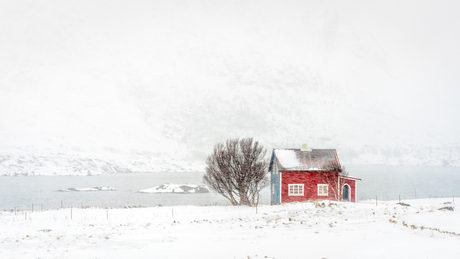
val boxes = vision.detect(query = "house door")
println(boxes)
[342,185,350,201]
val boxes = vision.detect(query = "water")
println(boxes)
[347,164,460,201]
[1,165,459,210]
[0,172,236,210]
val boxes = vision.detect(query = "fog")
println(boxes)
[1,0,459,171]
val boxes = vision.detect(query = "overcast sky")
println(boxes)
[0,0,459,156]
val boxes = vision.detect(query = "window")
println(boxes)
[318,184,328,196]
[288,184,304,196]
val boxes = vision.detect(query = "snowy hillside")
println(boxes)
[1,1,459,175]
[0,149,203,176]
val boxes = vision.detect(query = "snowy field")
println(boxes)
[1,198,459,259]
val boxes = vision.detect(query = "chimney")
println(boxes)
[301,144,312,152]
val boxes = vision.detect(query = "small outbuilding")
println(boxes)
[269,146,361,204]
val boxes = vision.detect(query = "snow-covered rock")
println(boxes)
[58,186,116,192]
[139,183,209,194]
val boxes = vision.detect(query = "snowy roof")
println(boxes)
[271,149,341,172]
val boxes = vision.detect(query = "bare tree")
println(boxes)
[203,138,269,206]
[318,161,349,201]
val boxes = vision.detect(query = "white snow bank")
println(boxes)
[139,183,209,193]
[58,186,116,192]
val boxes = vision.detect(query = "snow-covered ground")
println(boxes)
[1,198,459,259]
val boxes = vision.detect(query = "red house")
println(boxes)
[270,146,361,204]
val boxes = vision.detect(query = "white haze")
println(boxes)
[0,0,459,174]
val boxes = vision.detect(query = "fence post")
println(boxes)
[376,196,378,206]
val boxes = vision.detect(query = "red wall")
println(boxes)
[281,171,334,203]
[281,171,357,203]
[342,178,356,202]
